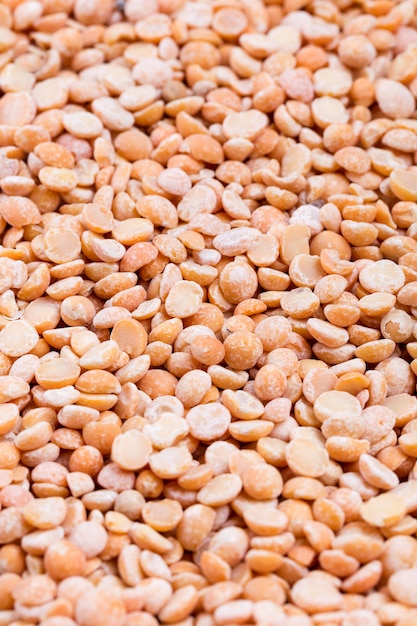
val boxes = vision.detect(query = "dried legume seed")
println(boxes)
[0,1,417,622]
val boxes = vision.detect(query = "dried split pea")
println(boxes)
[0,0,416,622]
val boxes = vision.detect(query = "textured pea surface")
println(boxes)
[1,0,417,624]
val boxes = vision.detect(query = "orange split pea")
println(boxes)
[0,0,416,622]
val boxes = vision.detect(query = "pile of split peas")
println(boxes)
[3,0,417,624]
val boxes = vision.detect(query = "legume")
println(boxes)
[0,0,416,623]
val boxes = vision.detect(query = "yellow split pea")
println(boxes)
[0,0,416,622]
